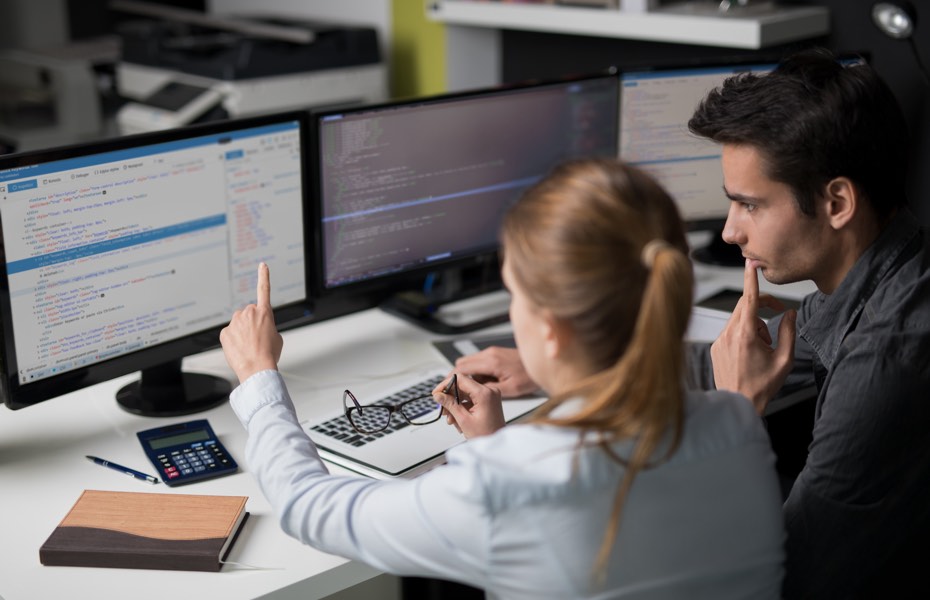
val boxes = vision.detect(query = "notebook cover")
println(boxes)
[39,489,248,572]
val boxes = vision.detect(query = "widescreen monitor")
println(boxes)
[618,59,777,264]
[0,111,312,416]
[310,72,619,331]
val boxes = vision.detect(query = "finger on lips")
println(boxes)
[742,259,760,312]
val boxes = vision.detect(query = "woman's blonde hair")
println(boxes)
[501,158,694,576]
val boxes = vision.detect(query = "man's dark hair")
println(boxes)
[688,48,909,220]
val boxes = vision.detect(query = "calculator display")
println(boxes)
[147,429,210,450]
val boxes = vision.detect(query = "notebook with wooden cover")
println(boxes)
[40,489,249,572]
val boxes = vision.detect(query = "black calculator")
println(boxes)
[137,419,238,487]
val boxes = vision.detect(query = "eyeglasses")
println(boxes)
[343,375,459,435]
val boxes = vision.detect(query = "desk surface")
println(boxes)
[0,258,816,600]
[0,308,456,600]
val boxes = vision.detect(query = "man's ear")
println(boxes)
[822,176,858,230]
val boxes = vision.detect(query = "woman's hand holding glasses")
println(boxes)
[436,373,506,440]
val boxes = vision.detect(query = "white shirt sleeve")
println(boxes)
[230,370,492,581]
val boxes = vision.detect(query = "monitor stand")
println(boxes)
[691,228,744,267]
[116,359,231,417]
[382,287,510,334]
[381,263,510,334]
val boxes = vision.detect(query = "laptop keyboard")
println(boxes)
[308,374,446,448]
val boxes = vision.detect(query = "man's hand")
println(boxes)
[454,346,539,398]
[711,259,797,414]
[220,263,283,383]
[435,373,506,439]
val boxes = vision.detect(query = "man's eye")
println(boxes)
[742,202,756,213]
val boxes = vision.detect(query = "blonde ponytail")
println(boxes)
[503,158,694,582]
[588,241,693,576]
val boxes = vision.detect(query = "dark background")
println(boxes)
[9,1,928,225]
[497,0,930,225]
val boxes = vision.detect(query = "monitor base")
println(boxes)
[381,288,510,335]
[117,360,231,417]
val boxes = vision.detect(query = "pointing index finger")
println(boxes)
[257,262,272,309]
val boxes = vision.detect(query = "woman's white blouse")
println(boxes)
[231,369,784,599]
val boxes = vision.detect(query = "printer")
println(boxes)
[0,40,117,153]
[114,8,387,134]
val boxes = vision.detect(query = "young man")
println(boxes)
[456,49,930,598]
[685,49,930,598]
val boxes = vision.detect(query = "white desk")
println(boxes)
[0,308,465,600]
[0,258,816,600]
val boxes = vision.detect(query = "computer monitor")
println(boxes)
[618,59,777,265]
[310,72,619,332]
[0,111,313,416]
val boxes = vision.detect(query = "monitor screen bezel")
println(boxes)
[307,70,621,298]
[0,110,315,410]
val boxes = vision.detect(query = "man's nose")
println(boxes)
[721,205,746,246]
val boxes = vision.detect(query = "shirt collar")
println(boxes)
[800,209,921,369]
[548,397,586,419]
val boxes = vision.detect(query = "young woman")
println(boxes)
[220,158,785,599]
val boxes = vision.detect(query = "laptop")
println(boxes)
[299,360,545,480]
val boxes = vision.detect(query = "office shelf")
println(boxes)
[426,1,830,49]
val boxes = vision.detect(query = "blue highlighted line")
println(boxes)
[7,214,226,274]
[9,179,37,193]
[322,176,541,223]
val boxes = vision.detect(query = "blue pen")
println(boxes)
[86,455,160,485]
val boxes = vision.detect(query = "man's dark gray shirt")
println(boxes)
[688,209,930,599]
